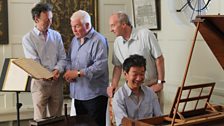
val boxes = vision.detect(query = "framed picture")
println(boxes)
[132,0,161,30]
[0,0,9,44]
[41,0,98,50]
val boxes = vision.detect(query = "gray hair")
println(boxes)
[70,10,92,28]
[113,11,132,27]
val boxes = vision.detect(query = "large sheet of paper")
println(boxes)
[12,58,53,79]
[1,59,29,91]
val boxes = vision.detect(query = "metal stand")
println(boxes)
[16,92,22,126]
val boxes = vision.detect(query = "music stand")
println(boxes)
[0,58,31,126]
[0,58,54,126]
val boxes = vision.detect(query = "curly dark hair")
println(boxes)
[31,2,52,20]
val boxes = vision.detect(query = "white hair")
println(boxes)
[70,10,92,28]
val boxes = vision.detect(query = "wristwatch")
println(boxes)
[77,70,81,77]
[157,80,166,84]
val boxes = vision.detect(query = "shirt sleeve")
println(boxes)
[53,34,67,73]
[151,91,163,116]
[147,29,162,59]
[112,39,122,66]
[112,89,128,126]
[112,50,122,66]
[22,35,40,63]
[82,38,108,80]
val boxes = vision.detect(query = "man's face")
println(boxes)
[35,11,52,32]
[109,15,124,37]
[70,18,89,39]
[124,66,145,89]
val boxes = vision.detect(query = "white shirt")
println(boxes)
[22,27,66,73]
[112,28,162,85]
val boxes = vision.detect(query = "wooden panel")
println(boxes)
[123,107,224,126]
[195,15,224,70]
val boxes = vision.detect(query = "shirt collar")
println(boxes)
[81,27,95,40]
[124,82,144,97]
[122,28,138,44]
[33,27,49,36]
[129,28,138,41]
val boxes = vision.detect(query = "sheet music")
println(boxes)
[2,59,29,91]
[13,58,53,79]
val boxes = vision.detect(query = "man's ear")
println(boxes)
[124,71,128,81]
[121,22,126,28]
[34,16,39,23]
[123,71,128,76]
[85,23,90,29]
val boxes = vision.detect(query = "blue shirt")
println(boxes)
[67,28,109,100]
[112,83,162,126]
[22,27,66,73]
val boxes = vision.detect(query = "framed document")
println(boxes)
[132,0,161,30]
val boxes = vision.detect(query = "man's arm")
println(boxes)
[54,35,67,73]
[107,65,122,97]
[156,55,165,82]
[152,91,163,116]
[22,36,40,63]
[112,90,128,126]
[150,55,165,92]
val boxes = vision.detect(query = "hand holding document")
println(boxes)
[12,58,53,80]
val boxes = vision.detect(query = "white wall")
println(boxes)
[0,0,39,121]
[161,0,224,112]
[0,0,223,121]
[98,0,224,114]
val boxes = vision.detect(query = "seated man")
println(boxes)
[112,54,162,126]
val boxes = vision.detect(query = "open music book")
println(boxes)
[12,58,53,80]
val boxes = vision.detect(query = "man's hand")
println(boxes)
[107,85,115,98]
[63,70,78,82]
[150,84,163,93]
[52,69,60,80]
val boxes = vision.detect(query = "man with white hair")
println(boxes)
[63,10,109,126]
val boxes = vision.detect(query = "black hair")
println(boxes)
[31,2,52,20]
[123,54,146,73]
